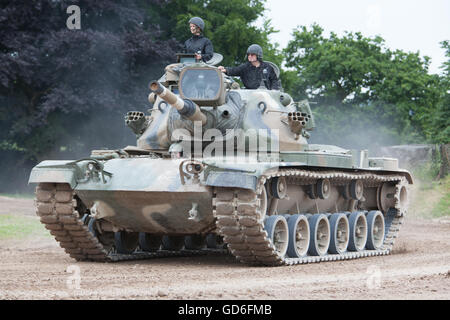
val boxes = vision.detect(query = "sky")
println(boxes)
[260,0,450,74]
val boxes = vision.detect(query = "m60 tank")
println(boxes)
[29,53,412,266]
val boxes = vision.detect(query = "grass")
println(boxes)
[0,214,51,240]
[430,176,450,218]
[410,162,450,219]
[0,192,35,199]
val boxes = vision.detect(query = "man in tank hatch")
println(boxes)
[183,17,214,62]
[218,44,280,90]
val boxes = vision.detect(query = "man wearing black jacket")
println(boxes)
[184,17,213,62]
[218,44,280,90]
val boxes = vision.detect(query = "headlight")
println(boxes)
[179,67,225,106]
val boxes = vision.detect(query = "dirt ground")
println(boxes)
[0,195,449,300]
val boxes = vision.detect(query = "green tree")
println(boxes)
[283,24,443,146]
[148,0,281,67]
[0,0,176,192]
[429,40,450,144]
[284,24,388,104]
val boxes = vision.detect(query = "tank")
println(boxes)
[29,53,412,265]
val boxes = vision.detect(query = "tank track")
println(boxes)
[35,183,227,262]
[213,169,407,266]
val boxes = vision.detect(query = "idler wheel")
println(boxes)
[328,213,349,254]
[316,179,331,200]
[347,212,368,251]
[286,214,310,258]
[308,214,330,256]
[366,211,385,250]
[161,235,184,251]
[377,182,396,213]
[398,184,409,212]
[184,234,206,250]
[264,215,289,257]
[114,231,139,254]
[139,233,162,252]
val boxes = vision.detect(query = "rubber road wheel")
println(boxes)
[184,235,206,250]
[139,233,162,252]
[286,214,310,258]
[264,215,289,257]
[308,214,330,256]
[114,231,139,254]
[366,211,385,250]
[347,212,368,252]
[206,233,224,249]
[328,213,349,254]
[161,235,184,251]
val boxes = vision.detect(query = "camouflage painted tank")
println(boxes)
[29,53,412,266]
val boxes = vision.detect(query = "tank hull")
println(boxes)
[29,152,411,234]
[29,144,412,265]
[71,157,214,234]
[75,189,214,235]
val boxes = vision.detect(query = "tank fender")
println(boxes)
[28,160,80,189]
[403,171,413,184]
[205,171,258,191]
[203,161,308,191]
[379,169,413,184]
[204,163,414,192]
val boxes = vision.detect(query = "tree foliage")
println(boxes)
[148,0,281,67]
[429,41,450,144]
[0,0,177,161]
[283,24,447,147]
[0,0,178,191]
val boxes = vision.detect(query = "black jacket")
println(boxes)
[225,61,280,90]
[183,35,214,62]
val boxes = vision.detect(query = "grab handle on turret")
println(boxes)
[149,81,207,125]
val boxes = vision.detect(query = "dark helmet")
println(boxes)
[189,17,205,31]
[246,44,263,60]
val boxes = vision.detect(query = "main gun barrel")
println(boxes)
[149,81,207,125]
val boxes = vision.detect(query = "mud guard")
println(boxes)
[204,163,413,192]
[28,161,79,189]
[206,171,258,191]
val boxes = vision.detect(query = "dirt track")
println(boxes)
[0,196,449,300]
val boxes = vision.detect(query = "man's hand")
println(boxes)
[195,53,202,60]
[218,66,226,73]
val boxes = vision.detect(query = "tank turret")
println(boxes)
[135,60,314,153]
